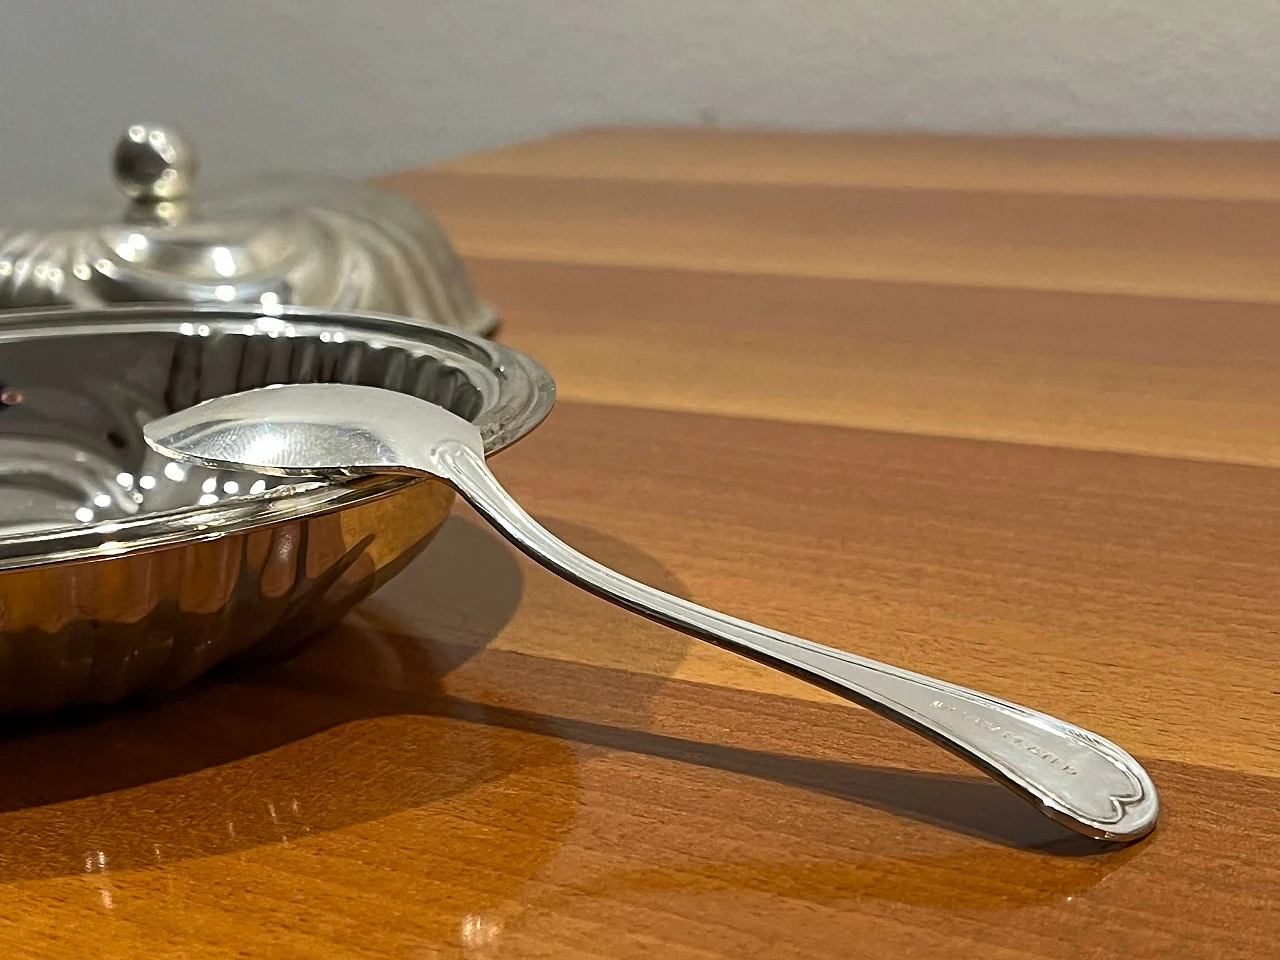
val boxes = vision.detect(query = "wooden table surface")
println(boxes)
[6,128,1280,957]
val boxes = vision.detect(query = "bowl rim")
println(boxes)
[0,302,556,570]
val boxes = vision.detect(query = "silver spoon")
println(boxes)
[144,383,1158,842]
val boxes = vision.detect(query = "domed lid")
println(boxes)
[0,124,497,336]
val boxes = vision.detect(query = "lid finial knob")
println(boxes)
[112,124,198,202]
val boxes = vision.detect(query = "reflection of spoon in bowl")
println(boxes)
[144,383,1159,843]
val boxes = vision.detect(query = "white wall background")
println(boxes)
[2,0,1280,200]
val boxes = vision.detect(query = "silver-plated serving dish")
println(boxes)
[0,124,498,336]
[0,303,553,712]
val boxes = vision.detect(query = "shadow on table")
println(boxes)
[0,512,1135,898]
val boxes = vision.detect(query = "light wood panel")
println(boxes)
[468,258,1280,467]
[384,168,1280,303]
[439,126,1280,199]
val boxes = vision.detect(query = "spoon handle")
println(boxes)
[432,440,1158,842]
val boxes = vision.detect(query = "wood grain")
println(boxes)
[6,128,1280,957]
[467,258,1280,467]
[1,632,1275,959]
[383,168,1280,304]
[438,126,1280,199]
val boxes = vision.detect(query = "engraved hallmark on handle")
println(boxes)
[931,700,1079,775]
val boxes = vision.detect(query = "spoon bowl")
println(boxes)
[143,381,486,478]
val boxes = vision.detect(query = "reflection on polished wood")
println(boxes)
[4,129,1280,957]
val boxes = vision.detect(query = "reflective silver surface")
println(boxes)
[112,123,199,201]
[0,124,498,336]
[147,383,1159,843]
[0,304,552,711]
